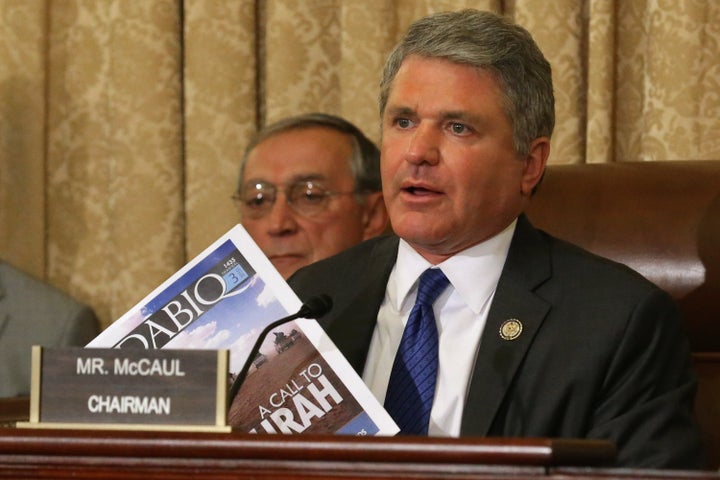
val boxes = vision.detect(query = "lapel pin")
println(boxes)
[499,319,523,341]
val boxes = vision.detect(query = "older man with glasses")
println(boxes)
[234,113,389,279]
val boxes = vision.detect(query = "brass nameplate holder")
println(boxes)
[18,346,230,432]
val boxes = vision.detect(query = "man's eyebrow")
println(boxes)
[439,110,484,125]
[385,106,486,126]
[291,174,326,183]
[385,105,415,117]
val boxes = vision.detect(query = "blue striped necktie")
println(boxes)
[384,268,450,435]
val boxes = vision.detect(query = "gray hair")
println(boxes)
[237,113,381,195]
[379,9,554,157]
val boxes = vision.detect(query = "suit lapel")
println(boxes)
[461,216,552,436]
[323,236,399,373]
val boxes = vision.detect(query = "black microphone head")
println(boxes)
[298,294,333,319]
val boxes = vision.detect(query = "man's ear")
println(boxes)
[521,137,550,197]
[361,192,390,239]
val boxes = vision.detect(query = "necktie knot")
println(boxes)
[415,268,450,308]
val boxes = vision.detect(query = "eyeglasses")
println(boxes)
[232,180,359,219]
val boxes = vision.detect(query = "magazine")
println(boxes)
[88,224,398,436]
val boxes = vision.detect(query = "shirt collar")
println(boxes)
[387,220,517,314]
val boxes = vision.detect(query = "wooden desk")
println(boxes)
[0,427,716,480]
[0,397,717,479]
[0,427,614,479]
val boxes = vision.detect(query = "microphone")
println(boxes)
[293,294,333,321]
[227,294,333,404]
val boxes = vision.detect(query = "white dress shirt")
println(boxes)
[362,220,516,436]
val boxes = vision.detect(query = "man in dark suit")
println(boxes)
[0,260,100,397]
[289,9,705,469]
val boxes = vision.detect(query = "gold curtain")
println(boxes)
[1,0,719,329]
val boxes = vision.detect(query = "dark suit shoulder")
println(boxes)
[507,217,667,309]
[288,235,398,301]
[540,229,666,298]
[548,230,651,272]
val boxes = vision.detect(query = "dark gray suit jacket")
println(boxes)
[0,261,100,397]
[288,215,705,469]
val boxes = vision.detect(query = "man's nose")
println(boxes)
[404,123,441,165]
[266,193,299,235]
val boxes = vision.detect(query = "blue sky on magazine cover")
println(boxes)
[163,275,290,373]
[142,240,239,315]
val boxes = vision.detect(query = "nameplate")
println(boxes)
[18,346,230,432]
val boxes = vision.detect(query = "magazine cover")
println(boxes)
[87,224,398,436]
